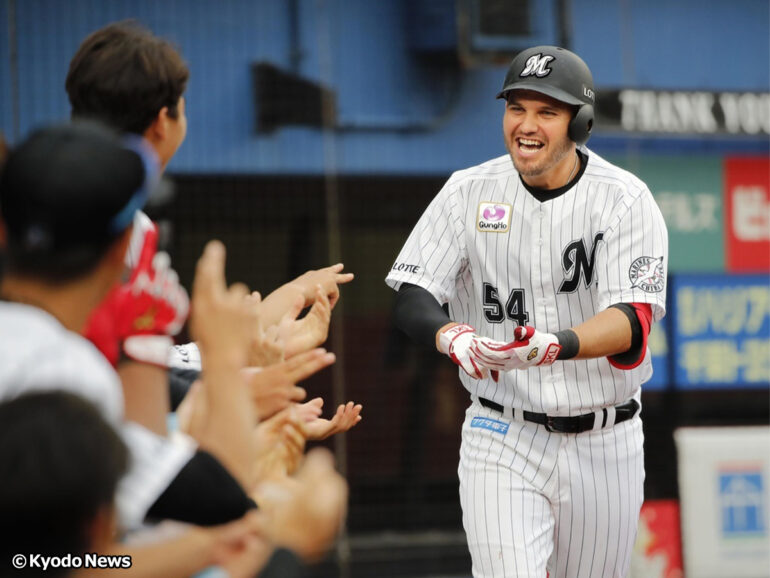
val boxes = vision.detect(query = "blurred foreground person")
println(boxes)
[0,391,129,576]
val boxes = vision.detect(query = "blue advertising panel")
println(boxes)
[672,274,770,389]
[719,468,767,537]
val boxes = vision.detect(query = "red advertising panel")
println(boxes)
[631,500,683,578]
[724,158,770,272]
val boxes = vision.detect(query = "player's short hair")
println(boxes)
[0,391,129,567]
[0,122,159,283]
[66,20,189,135]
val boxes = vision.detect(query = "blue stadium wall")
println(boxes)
[1,0,767,175]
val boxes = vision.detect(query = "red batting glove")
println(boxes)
[438,323,491,380]
[84,225,189,367]
[472,326,562,372]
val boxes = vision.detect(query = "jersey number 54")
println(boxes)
[482,283,529,326]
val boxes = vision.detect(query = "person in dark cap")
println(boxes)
[0,122,155,285]
[0,121,197,526]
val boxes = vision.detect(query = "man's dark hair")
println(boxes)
[66,20,189,135]
[0,391,129,571]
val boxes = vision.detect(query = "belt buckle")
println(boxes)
[544,415,579,434]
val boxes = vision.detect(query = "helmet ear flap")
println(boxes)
[568,104,594,145]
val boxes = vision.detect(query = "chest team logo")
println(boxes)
[558,233,604,293]
[520,54,554,78]
[629,256,665,293]
[476,202,512,233]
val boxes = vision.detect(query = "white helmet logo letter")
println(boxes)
[520,54,554,78]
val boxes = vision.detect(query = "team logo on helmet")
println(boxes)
[629,256,665,293]
[520,54,554,78]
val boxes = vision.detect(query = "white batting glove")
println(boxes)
[473,326,562,371]
[438,323,492,380]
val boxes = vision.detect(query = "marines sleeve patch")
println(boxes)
[629,256,665,293]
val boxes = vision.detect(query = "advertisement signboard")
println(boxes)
[671,274,770,389]
[630,500,683,578]
[675,427,770,578]
[612,156,725,272]
[724,157,770,272]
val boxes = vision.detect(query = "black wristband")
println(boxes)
[554,329,579,360]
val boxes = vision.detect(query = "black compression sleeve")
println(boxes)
[608,303,643,365]
[146,450,256,526]
[167,367,200,411]
[394,283,451,349]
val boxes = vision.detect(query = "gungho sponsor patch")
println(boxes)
[477,202,512,233]
[629,256,665,293]
[471,416,509,435]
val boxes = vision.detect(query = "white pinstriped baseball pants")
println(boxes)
[458,400,644,578]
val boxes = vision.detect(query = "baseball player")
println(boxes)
[386,46,668,577]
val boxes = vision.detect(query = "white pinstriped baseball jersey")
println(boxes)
[0,302,195,530]
[386,148,668,578]
[386,149,668,415]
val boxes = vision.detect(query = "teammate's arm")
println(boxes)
[119,363,170,435]
[146,449,256,525]
[190,240,257,489]
[259,264,354,328]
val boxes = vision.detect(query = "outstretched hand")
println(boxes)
[252,448,348,563]
[290,263,354,309]
[295,397,363,440]
[191,240,256,369]
[251,406,308,482]
[284,285,333,358]
[247,291,286,367]
[242,348,335,420]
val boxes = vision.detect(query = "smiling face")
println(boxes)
[503,89,577,189]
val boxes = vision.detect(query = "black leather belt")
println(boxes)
[478,397,640,434]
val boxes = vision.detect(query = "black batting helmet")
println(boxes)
[497,46,595,145]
